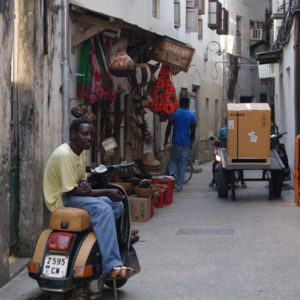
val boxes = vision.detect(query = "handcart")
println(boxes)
[216,148,285,201]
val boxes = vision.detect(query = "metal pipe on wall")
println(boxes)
[295,13,300,135]
[61,0,70,142]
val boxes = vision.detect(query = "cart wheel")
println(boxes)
[271,170,284,198]
[216,165,229,198]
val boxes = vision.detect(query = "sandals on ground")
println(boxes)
[105,266,137,280]
[130,229,140,244]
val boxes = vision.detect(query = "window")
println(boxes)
[186,8,198,32]
[236,16,242,54]
[217,8,228,35]
[208,0,222,30]
[152,0,160,18]
[187,0,205,13]
[174,0,180,28]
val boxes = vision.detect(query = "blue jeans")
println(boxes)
[168,145,190,189]
[62,194,123,274]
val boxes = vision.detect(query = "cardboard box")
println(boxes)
[128,196,153,222]
[227,103,271,162]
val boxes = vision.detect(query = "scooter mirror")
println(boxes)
[89,164,108,174]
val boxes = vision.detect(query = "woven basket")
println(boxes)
[134,186,156,198]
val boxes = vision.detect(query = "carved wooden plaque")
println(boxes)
[150,37,195,73]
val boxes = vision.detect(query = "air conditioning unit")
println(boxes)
[250,28,263,41]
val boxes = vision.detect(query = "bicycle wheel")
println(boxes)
[183,159,193,184]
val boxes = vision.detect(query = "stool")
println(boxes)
[152,179,173,205]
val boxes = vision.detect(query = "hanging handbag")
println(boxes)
[149,64,178,116]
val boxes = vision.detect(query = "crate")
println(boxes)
[152,179,173,205]
[154,189,165,208]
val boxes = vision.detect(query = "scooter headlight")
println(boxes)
[215,154,222,162]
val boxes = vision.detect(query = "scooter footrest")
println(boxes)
[50,207,91,232]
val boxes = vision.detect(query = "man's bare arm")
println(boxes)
[164,118,174,147]
[68,182,125,202]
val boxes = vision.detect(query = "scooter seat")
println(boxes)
[49,207,91,232]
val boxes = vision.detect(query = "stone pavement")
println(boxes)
[0,162,298,300]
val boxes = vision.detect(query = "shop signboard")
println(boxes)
[150,36,195,74]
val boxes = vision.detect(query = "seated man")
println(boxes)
[43,118,136,279]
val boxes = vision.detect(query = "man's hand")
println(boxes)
[77,180,92,195]
[105,189,125,202]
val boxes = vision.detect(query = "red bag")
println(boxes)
[149,64,178,117]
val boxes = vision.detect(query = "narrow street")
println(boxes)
[100,162,300,300]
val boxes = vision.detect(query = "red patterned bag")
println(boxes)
[149,64,178,116]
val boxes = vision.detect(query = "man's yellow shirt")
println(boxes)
[43,143,87,211]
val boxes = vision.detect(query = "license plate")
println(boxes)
[42,255,69,278]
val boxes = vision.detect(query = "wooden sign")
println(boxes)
[150,37,195,73]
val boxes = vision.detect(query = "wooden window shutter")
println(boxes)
[174,0,181,28]
[186,8,198,32]
[198,0,205,15]
[152,0,159,18]
[208,0,222,30]
[217,8,228,34]
[198,18,203,40]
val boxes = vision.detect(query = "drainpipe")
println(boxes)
[61,0,69,142]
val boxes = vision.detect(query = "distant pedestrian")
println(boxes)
[164,96,196,191]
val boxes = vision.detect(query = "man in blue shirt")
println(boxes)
[164,96,196,191]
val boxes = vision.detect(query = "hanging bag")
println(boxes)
[149,64,178,116]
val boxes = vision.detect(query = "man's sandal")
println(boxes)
[105,266,137,280]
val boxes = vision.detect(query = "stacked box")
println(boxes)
[227,103,271,163]
[128,196,153,222]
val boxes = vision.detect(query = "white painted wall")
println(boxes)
[273,29,295,169]
[271,0,295,170]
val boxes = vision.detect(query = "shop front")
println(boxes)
[69,5,195,174]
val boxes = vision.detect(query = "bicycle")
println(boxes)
[165,157,193,184]
[183,158,193,184]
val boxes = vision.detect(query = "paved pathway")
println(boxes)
[1,162,299,300]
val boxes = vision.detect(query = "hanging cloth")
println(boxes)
[95,35,115,104]
[77,40,93,103]
[77,36,115,105]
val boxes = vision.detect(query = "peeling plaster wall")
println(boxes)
[17,0,62,255]
[0,0,13,287]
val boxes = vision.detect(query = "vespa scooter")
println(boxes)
[28,162,140,300]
